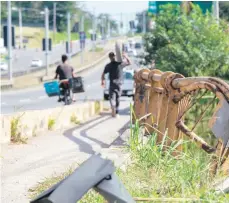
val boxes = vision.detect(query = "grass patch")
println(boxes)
[15,26,80,48]
[94,101,101,114]
[48,118,55,130]
[28,103,229,202]
[70,114,80,125]
[10,114,27,144]
[90,46,104,52]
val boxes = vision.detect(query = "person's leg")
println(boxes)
[115,86,121,115]
[109,86,116,117]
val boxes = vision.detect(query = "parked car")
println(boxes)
[0,62,8,71]
[103,68,135,100]
[31,59,43,67]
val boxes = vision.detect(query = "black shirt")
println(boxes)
[56,64,73,80]
[104,60,130,86]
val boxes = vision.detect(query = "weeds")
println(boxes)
[94,101,100,114]
[48,118,55,130]
[10,114,27,144]
[70,114,80,125]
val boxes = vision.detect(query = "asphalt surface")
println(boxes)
[1,58,138,114]
[1,39,93,76]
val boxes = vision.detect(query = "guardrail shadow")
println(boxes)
[63,106,131,154]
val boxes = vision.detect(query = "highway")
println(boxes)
[1,39,92,76]
[1,58,138,114]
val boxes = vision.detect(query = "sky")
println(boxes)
[83,1,148,20]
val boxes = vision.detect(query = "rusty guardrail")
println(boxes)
[133,69,229,175]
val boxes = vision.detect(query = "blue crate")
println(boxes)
[44,81,60,97]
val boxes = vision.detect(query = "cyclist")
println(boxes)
[54,54,75,102]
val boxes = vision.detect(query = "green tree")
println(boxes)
[143,4,229,79]
[219,1,229,22]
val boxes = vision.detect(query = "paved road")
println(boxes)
[1,58,138,114]
[1,39,97,76]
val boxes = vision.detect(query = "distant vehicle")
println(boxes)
[0,62,8,71]
[103,69,135,100]
[31,59,43,67]
[135,42,142,49]
[127,49,137,57]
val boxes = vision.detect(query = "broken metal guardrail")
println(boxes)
[30,154,135,203]
[133,69,229,175]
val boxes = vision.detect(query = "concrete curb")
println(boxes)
[0,100,103,144]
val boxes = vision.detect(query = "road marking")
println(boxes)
[19,99,31,103]
[38,96,48,100]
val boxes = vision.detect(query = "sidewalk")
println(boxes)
[1,102,131,203]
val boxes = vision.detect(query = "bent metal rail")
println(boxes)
[133,68,229,175]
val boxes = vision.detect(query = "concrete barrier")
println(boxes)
[0,101,103,144]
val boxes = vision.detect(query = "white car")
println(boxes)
[103,69,135,100]
[127,49,137,57]
[0,62,8,71]
[31,59,43,67]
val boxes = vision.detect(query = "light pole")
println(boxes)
[143,11,146,34]
[18,8,22,49]
[67,12,71,61]
[7,1,13,82]
[213,1,219,24]
[53,3,56,43]
[45,7,49,76]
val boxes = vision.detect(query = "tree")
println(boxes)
[143,4,229,79]
[220,1,229,22]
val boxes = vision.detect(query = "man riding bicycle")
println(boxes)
[54,54,75,102]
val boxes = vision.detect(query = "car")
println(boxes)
[31,59,43,67]
[127,49,137,57]
[135,42,142,49]
[0,62,8,71]
[103,69,135,100]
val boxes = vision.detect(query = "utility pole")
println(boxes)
[213,1,219,24]
[92,8,96,51]
[80,15,84,64]
[7,1,12,81]
[108,19,111,38]
[18,8,22,49]
[53,3,56,43]
[143,11,146,34]
[67,12,71,61]
[45,7,49,76]
[120,13,123,35]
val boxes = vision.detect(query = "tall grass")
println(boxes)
[127,103,229,202]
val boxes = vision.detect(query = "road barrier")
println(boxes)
[0,101,103,144]
[133,69,229,175]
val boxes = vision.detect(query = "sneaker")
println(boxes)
[58,98,62,102]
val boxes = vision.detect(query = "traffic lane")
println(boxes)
[5,40,92,74]
[1,60,108,114]
[1,59,136,106]
[1,80,103,114]
[1,59,138,114]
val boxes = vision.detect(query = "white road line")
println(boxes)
[19,99,31,103]
[38,96,48,100]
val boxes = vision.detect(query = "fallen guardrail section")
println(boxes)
[133,69,229,175]
[30,154,135,203]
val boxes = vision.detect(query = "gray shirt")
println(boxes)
[56,64,73,80]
